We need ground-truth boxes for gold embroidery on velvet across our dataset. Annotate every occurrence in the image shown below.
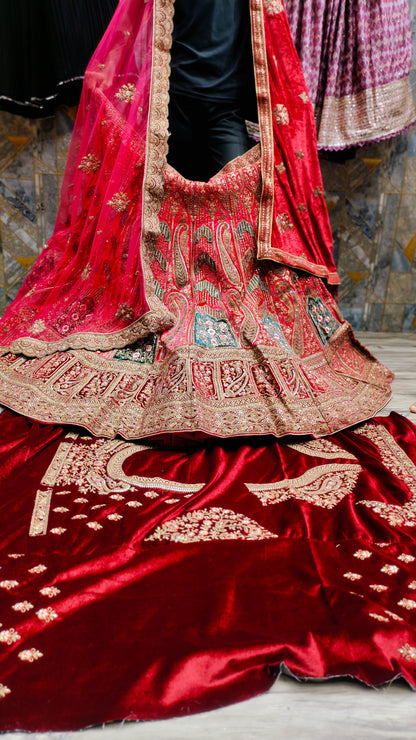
[29,489,53,537]
[273,104,289,126]
[354,549,372,560]
[385,609,403,622]
[41,440,77,487]
[356,423,416,527]
[247,464,362,508]
[87,522,103,531]
[0,628,21,645]
[107,192,131,213]
[399,644,416,661]
[299,92,309,104]
[115,83,136,103]
[53,507,69,513]
[263,0,284,14]
[0,580,19,590]
[398,554,415,563]
[369,585,388,593]
[146,507,278,543]
[0,684,11,699]
[380,564,399,575]
[107,513,123,521]
[18,649,43,662]
[286,438,358,460]
[343,572,362,581]
[36,607,58,623]
[398,599,416,610]
[12,602,34,612]
[8,554,25,559]
[106,444,205,493]
[370,613,389,623]
[312,187,323,197]
[28,564,47,574]
[78,154,101,173]
[40,587,60,598]
[276,213,294,233]
[50,528,66,534]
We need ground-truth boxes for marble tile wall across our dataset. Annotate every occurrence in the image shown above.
[0,5,416,331]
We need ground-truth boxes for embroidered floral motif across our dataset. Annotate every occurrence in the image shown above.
[115,83,136,104]
[276,162,286,174]
[380,564,399,575]
[385,609,403,622]
[307,296,339,345]
[247,464,362,509]
[107,192,131,213]
[276,213,294,233]
[8,554,25,559]
[354,550,372,560]
[165,499,180,504]
[81,265,92,281]
[286,439,357,460]
[0,628,21,645]
[147,507,278,543]
[28,564,47,574]
[295,150,305,160]
[12,602,34,612]
[107,514,123,521]
[297,203,307,213]
[144,491,159,499]
[344,572,362,581]
[398,598,416,610]
[74,498,88,503]
[18,648,43,662]
[263,0,284,15]
[398,554,415,563]
[40,587,60,598]
[29,319,46,335]
[369,613,389,622]
[115,303,134,322]
[369,585,388,592]
[50,528,66,535]
[313,187,323,197]
[127,501,142,508]
[0,684,11,699]
[299,92,309,104]
[53,507,69,513]
[408,581,416,590]
[87,522,103,531]
[36,607,58,623]
[78,154,101,173]
[399,644,416,661]
[273,104,289,126]
[110,494,125,501]
[0,580,19,590]
[72,514,88,520]
[195,313,237,348]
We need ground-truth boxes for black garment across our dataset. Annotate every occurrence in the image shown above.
[168,93,251,181]
[170,0,254,103]
[0,0,119,117]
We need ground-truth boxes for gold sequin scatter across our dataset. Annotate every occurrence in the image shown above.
[127,501,142,508]
[144,491,159,499]
[263,0,284,14]
[0,581,19,590]
[115,83,136,103]
[354,550,372,560]
[12,602,34,613]
[343,572,362,581]
[107,192,131,213]
[369,613,389,623]
[28,564,47,574]
[50,528,66,535]
[29,320,46,335]
[381,564,399,575]
[0,684,11,699]
[40,587,60,598]
[0,628,21,645]
[273,104,289,126]
[115,303,134,322]
[36,607,58,623]
[147,507,278,543]
[18,648,43,663]
[409,581,416,590]
[78,154,101,173]
[276,213,294,234]
[399,644,416,661]
[87,522,103,531]
[107,514,123,521]
[398,554,415,563]
[398,598,416,610]
[369,585,388,593]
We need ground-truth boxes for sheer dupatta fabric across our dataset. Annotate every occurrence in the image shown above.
[0,0,339,360]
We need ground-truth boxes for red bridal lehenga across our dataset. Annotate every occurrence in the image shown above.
[1,0,416,732]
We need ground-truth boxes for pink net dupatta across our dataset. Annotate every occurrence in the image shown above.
[0,0,339,360]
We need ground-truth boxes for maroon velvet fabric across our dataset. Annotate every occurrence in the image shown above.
[1,410,416,730]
